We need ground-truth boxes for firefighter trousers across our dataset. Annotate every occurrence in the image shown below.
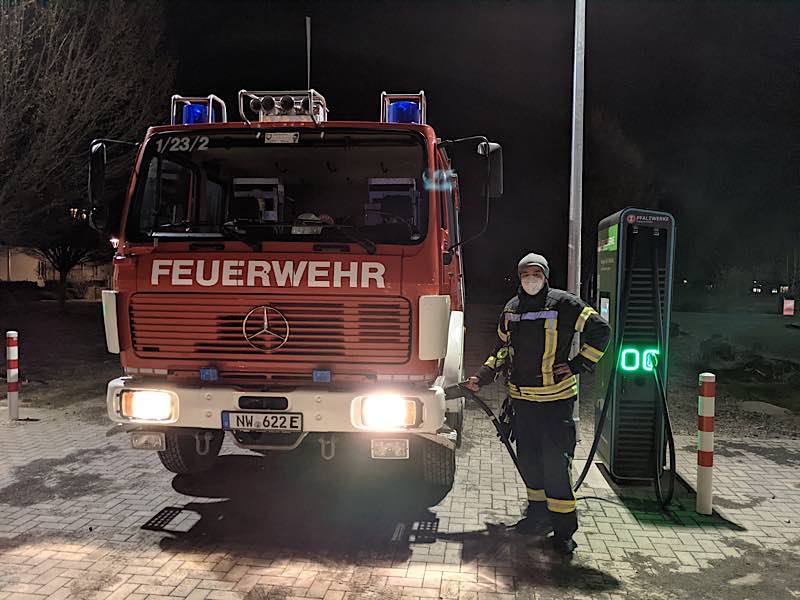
[512,396,578,539]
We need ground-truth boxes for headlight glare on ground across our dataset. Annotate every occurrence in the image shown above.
[361,395,417,428]
[120,390,175,421]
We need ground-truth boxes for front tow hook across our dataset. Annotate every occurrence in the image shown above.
[318,434,337,460]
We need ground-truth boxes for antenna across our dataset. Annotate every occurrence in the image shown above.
[305,16,311,89]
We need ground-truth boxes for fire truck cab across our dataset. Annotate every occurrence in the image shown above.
[89,89,502,487]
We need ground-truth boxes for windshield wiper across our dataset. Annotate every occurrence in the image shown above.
[321,224,376,255]
[150,222,227,239]
[154,220,191,231]
[221,220,261,251]
[222,220,377,254]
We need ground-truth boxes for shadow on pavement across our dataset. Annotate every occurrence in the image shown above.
[158,449,448,562]
[594,465,746,531]
[436,524,622,594]
[152,450,621,595]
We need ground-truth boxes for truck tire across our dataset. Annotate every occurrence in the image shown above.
[158,430,224,474]
[421,441,456,488]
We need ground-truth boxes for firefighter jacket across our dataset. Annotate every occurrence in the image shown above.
[475,283,611,402]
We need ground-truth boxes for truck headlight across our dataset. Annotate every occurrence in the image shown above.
[119,390,176,421]
[362,395,418,428]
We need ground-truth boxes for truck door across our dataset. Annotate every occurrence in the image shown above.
[438,157,463,311]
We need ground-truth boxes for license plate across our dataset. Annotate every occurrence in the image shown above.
[222,411,303,432]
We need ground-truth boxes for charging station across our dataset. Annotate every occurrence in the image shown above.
[595,208,676,483]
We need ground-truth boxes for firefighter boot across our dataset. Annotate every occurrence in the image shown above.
[550,536,578,556]
[514,502,553,536]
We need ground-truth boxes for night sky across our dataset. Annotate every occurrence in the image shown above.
[165,1,798,292]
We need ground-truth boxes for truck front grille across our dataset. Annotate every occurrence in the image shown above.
[129,293,411,364]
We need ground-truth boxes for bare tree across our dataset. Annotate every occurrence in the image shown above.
[0,0,174,303]
[25,210,114,308]
[582,108,660,299]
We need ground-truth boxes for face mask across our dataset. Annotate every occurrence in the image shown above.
[521,276,544,296]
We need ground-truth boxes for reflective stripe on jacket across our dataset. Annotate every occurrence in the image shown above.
[476,284,611,402]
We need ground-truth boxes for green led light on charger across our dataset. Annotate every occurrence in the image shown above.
[621,349,638,371]
[620,348,659,372]
[643,349,659,370]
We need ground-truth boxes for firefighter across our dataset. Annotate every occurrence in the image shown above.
[466,252,611,555]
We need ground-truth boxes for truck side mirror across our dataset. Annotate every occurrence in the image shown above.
[477,142,503,199]
[88,140,122,235]
[436,136,502,252]
[89,141,107,207]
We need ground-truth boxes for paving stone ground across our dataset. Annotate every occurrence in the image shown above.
[1,307,799,599]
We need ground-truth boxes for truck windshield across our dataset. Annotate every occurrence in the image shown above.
[126,130,429,246]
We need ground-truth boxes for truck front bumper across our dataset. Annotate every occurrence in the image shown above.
[106,377,451,440]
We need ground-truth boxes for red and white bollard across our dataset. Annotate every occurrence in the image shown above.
[6,331,20,420]
[697,372,716,515]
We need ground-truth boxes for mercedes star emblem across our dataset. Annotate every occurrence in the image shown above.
[242,305,290,352]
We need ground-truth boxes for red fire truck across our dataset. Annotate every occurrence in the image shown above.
[89,89,502,487]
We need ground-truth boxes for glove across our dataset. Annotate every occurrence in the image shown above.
[464,376,481,392]
[553,362,574,381]
[566,355,594,375]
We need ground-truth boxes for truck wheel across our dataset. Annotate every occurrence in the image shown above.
[421,441,456,488]
[158,430,224,474]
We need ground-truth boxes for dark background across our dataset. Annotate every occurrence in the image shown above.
[165,0,798,293]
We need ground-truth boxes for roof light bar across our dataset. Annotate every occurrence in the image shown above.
[238,89,328,124]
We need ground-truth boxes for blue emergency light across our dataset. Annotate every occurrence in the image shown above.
[182,103,215,124]
[387,100,421,124]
